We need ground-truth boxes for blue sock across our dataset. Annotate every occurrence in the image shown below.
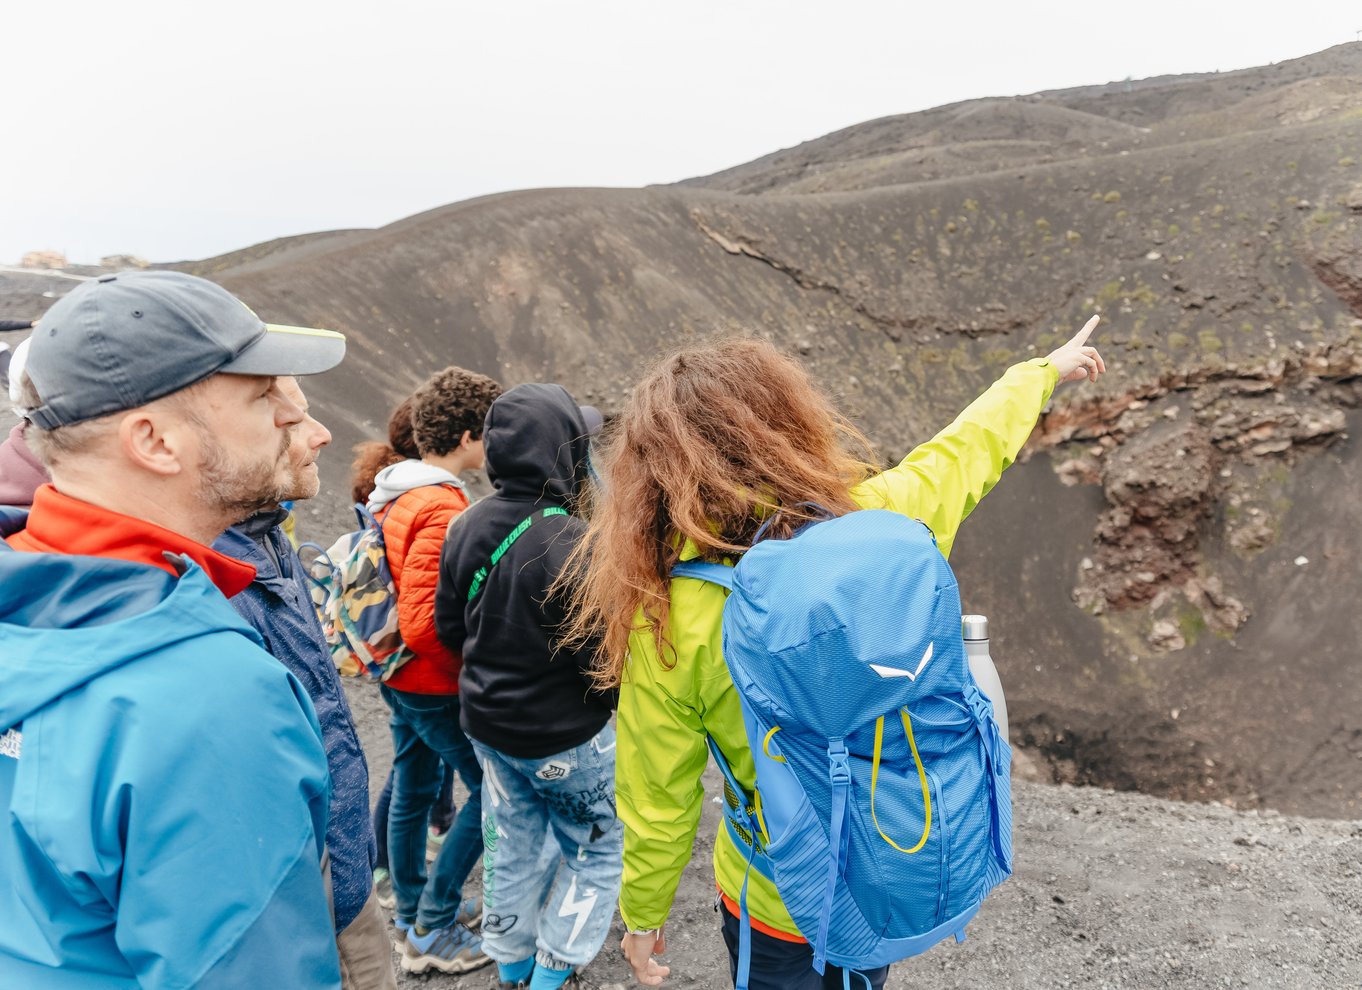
[498,957,535,985]
[528,962,574,990]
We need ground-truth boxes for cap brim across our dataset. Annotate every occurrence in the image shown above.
[219,323,347,377]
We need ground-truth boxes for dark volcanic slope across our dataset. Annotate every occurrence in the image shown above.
[169,228,374,279]
[682,44,1362,195]
[10,44,1358,818]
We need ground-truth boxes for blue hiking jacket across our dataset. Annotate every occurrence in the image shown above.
[0,508,342,989]
[215,511,377,932]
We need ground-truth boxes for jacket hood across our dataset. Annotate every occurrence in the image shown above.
[483,383,595,502]
[0,423,48,508]
[366,459,464,512]
[0,510,262,728]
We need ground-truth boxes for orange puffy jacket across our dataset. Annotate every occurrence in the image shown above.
[376,483,470,695]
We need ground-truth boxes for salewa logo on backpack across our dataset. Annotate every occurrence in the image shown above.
[869,642,933,680]
[673,509,1012,989]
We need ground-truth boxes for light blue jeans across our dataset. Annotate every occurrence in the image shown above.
[472,724,623,971]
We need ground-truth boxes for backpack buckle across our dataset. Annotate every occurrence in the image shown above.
[827,740,851,785]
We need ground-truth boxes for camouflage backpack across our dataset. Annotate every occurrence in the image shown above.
[302,503,411,680]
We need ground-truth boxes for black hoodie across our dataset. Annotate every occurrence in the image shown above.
[434,383,611,758]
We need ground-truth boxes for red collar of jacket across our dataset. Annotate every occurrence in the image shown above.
[6,483,256,597]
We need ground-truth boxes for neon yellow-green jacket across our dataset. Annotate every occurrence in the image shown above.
[615,358,1060,938]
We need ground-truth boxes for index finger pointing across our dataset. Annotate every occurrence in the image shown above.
[1071,315,1100,347]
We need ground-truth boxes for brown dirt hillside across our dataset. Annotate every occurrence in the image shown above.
[193,45,1362,819]
[4,45,1360,822]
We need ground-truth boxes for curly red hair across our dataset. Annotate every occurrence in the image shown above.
[349,395,420,503]
[561,337,877,688]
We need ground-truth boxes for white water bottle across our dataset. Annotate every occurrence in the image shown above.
[962,614,1008,741]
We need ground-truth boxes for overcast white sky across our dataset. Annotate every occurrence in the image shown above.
[5,0,1359,264]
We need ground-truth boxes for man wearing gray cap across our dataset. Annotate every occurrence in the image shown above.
[0,271,348,988]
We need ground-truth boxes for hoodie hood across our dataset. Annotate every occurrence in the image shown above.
[483,383,595,503]
[0,519,263,729]
[366,459,464,512]
[0,423,47,508]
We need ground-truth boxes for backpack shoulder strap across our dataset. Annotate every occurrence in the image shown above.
[671,559,735,590]
[297,503,377,590]
[705,736,756,825]
[355,501,383,531]
[466,506,569,603]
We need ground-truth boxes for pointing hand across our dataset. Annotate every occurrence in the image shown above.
[1046,315,1107,385]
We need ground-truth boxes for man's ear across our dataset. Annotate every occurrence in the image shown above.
[461,429,476,449]
[117,407,186,477]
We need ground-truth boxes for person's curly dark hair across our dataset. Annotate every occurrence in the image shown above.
[349,395,422,503]
[410,366,503,457]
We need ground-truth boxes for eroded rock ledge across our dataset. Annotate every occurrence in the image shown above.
[1029,332,1362,650]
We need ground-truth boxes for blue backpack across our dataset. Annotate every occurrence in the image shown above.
[672,509,1012,988]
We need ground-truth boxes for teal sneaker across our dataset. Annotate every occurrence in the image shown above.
[400,923,491,975]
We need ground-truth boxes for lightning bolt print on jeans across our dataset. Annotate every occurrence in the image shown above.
[472,724,623,971]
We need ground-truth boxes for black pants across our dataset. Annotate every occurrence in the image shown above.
[719,903,890,990]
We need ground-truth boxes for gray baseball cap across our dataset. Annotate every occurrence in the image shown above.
[23,270,347,430]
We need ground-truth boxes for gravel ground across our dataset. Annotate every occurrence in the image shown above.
[343,679,1362,990]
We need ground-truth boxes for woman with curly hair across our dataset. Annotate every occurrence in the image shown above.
[563,322,1105,990]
